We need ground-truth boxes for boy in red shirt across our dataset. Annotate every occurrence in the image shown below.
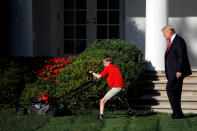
[89,56,125,120]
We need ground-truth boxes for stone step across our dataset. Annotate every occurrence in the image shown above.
[134,95,197,107]
[154,90,197,96]
[139,90,197,96]
[140,86,197,96]
[153,75,197,80]
[153,104,197,110]
[192,71,197,75]
[154,101,197,106]
[139,95,197,102]
[141,70,197,113]
[146,75,197,81]
[154,84,197,89]
[135,104,197,110]
[134,103,197,113]
[145,70,197,80]
[152,70,197,76]
[151,80,197,88]
[134,101,197,108]
[152,80,197,84]
[144,86,197,91]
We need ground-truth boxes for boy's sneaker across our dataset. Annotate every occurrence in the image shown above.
[127,108,136,118]
[98,114,104,120]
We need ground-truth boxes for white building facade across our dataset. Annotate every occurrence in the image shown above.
[10,0,197,70]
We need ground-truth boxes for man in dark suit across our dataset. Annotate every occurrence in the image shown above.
[162,25,192,119]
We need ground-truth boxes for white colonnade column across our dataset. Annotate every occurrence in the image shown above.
[10,0,33,56]
[145,0,169,70]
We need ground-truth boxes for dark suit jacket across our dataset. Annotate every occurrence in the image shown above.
[165,34,192,80]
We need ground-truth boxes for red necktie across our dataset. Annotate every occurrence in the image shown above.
[167,40,171,52]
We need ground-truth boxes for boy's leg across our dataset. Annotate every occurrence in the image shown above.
[99,88,122,116]
[100,96,108,115]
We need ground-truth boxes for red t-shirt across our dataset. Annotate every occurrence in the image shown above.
[100,64,125,89]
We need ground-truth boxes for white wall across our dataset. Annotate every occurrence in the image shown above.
[125,0,197,70]
[125,0,146,57]
[169,0,197,70]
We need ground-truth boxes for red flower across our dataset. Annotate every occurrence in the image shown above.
[39,71,44,76]
[55,74,58,78]
[34,56,75,83]
[47,75,51,79]
[54,69,59,74]
[45,66,49,71]
[32,70,37,74]
[58,58,63,63]
[60,68,64,71]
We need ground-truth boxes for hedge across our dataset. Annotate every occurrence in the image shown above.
[0,57,49,108]
[19,39,145,109]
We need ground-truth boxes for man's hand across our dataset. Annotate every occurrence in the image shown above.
[176,72,182,79]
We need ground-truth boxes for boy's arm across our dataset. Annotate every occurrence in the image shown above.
[92,72,102,79]
[89,71,102,79]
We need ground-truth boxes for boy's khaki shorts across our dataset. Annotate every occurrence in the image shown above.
[104,87,123,100]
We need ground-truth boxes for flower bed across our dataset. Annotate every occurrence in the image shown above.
[32,57,74,83]
[19,57,76,106]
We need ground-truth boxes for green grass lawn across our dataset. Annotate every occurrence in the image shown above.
[0,108,197,131]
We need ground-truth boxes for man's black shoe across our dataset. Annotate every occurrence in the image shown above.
[171,114,185,119]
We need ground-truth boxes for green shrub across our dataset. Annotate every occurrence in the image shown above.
[0,57,36,108]
[19,39,145,109]
[0,57,55,108]
[19,57,75,106]
[56,39,145,108]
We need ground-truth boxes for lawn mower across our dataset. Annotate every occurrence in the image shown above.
[16,72,99,117]
[16,71,136,118]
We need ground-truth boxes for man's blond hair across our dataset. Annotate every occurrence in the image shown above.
[162,25,176,34]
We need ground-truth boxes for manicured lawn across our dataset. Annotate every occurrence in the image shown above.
[0,108,49,131]
[0,108,197,131]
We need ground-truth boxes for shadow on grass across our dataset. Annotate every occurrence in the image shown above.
[184,114,197,118]
[136,111,158,117]
[104,110,158,119]
[0,108,50,131]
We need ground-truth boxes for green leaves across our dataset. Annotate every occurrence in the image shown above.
[19,39,145,109]
[55,39,145,109]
